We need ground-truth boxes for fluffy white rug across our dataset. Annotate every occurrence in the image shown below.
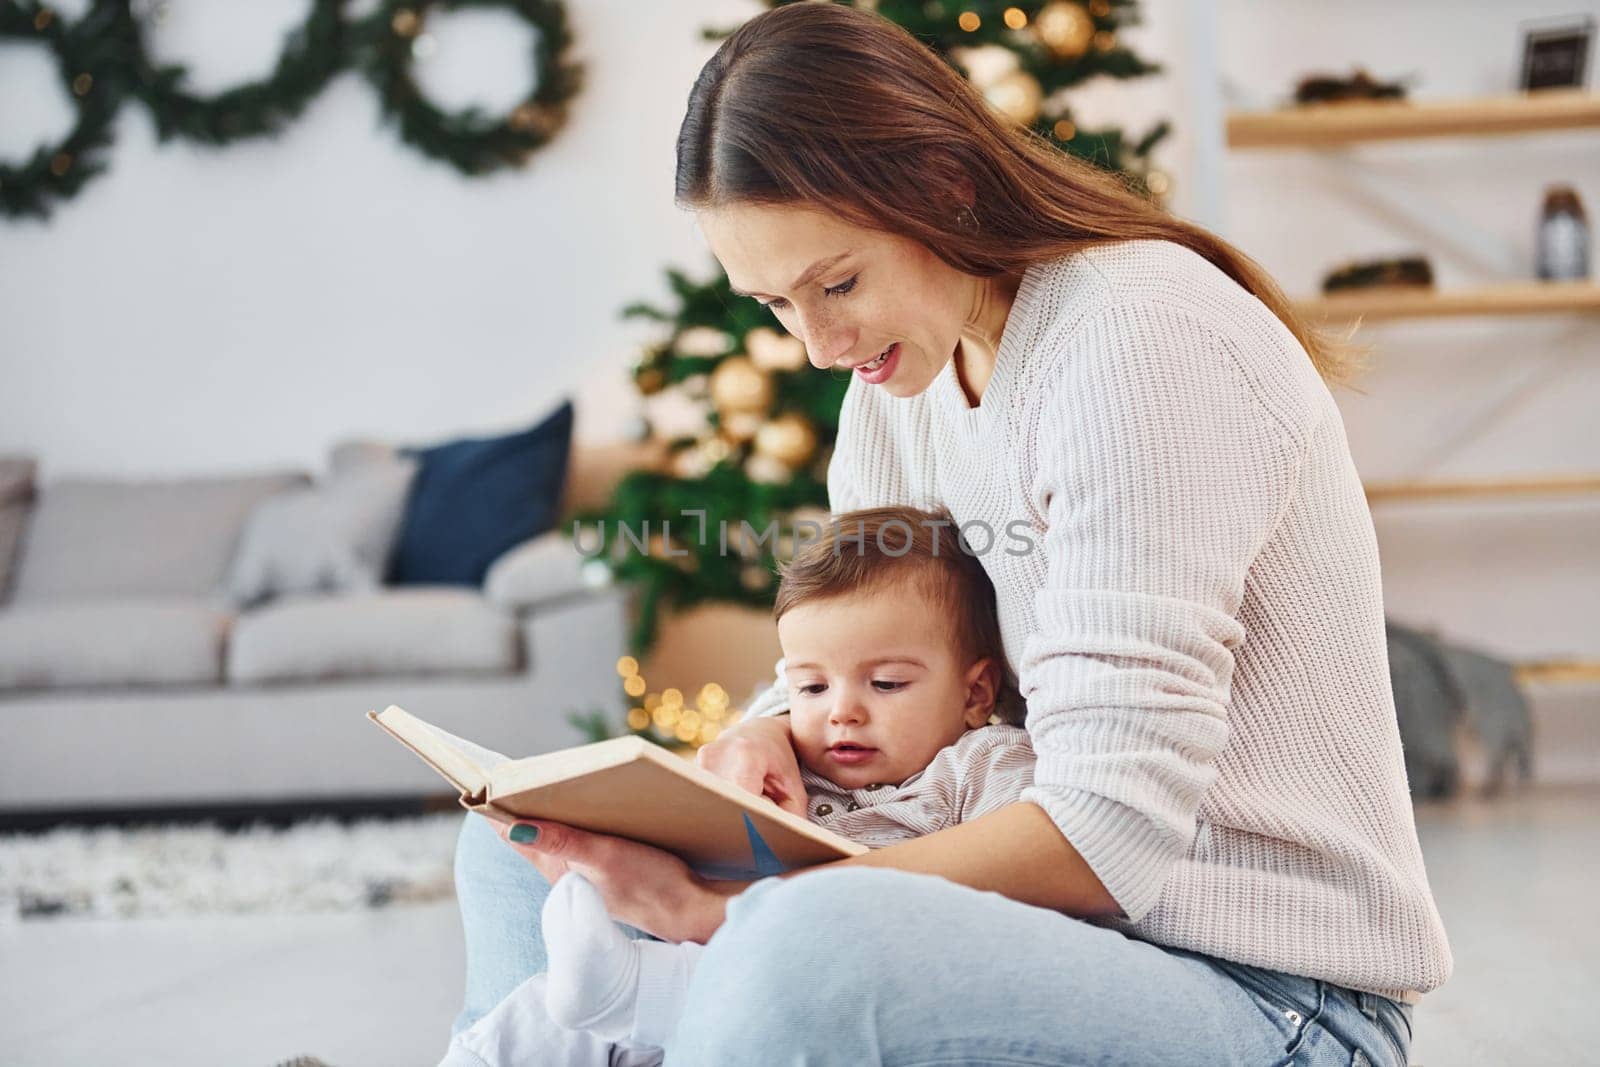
[0,813,464,921]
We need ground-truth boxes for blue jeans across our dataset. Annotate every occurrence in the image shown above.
[452,813,1413,1065]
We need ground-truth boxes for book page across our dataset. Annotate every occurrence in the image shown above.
[367,706,507,799]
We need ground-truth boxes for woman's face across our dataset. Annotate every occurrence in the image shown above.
[697,203,975,398]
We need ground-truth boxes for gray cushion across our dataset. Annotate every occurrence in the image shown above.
[484,529,590,610]
[328,438,401,475]
[10,471,308,604]
[224,456,417,607]
[0,599,230,690]
[227,588,519,684]
[0,456,36,604]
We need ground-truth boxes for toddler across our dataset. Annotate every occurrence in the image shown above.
[442,506,1036,1067]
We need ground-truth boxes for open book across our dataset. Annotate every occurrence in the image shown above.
[368,705,867,880]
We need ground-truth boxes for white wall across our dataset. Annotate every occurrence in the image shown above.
[3,0,1595,719]
[1,0,756,477]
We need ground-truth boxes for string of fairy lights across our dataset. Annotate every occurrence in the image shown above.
[615,656,738,751]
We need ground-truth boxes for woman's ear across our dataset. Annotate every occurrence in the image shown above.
[962,658,999,728]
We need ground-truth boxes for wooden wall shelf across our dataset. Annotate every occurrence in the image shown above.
[1228,90,1600,148]
[1515,660,1600,685]
[1295,281,1600,321]
[1364,475,1600,503]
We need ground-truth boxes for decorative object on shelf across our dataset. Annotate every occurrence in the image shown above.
[130,0,346,145]
[1321,255,1435,294]
[1387,620,1533,800]
[1293,67,1410,105]
[1536,185,1590,281]
[1519,14,1594,92]
[706,0,1172,198]
[361,0,583,175]
[0,0,137,219]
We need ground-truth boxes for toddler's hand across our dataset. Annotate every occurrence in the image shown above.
[696,714,809,820]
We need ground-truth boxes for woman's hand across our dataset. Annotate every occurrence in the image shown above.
[695,713,808,819]
[496,819,744,943]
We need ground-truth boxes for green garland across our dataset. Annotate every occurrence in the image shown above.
[0,0,135,219]
[131,0,347,145]
[362,0,583,176]
[1,0,582,220]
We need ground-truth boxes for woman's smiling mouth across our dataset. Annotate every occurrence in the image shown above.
[855,342,900,384]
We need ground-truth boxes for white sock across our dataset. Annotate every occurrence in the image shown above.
[542,873,705,1049]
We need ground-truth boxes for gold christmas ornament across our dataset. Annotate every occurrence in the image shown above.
[709,357,773,414]
[670,445,713,479]
[1146,170,1171,198]
[71,73,93,97]
[1003,7,1028,30]
[958,11,981,32]
[745,453,793,485]
[391,8,420,37]
[720,410,765,444]
[745,327,808,372]
[634,367,665,396]
[1034,1,1094,59]
[753,413,818,469]
[740,563,774,592]
[984,70,1043,126]
[675,326,731,358]
[1093,30,1116,52]
[951,44,1019,90]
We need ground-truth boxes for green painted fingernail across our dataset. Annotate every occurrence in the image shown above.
[509,824,540,844]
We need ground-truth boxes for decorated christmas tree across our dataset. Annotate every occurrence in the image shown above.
[577,0,1171,748]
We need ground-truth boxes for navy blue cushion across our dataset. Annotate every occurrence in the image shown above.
[388,401,574,586]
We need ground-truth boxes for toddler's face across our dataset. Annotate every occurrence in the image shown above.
[779,585,995,790]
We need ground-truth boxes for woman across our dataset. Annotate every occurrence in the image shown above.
[450,5,1451,1064]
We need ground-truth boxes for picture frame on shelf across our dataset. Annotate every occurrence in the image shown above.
[1518,15,1593,91]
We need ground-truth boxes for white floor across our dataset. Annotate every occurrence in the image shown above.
[3,785,1597,1066]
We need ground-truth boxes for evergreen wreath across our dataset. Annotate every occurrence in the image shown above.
[130,0,348,145]
[0,0,135,219]
[361,0,582,176]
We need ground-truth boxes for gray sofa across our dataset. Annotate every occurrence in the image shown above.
[0,449,637,813]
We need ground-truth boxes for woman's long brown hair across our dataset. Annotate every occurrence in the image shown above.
[675,2,1363,385]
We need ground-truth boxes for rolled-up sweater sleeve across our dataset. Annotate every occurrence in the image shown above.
[1017,302,1305,923]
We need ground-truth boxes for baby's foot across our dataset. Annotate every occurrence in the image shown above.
[543,873,704,1049]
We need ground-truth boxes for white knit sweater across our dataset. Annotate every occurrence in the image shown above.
[744,239,1453,1004]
